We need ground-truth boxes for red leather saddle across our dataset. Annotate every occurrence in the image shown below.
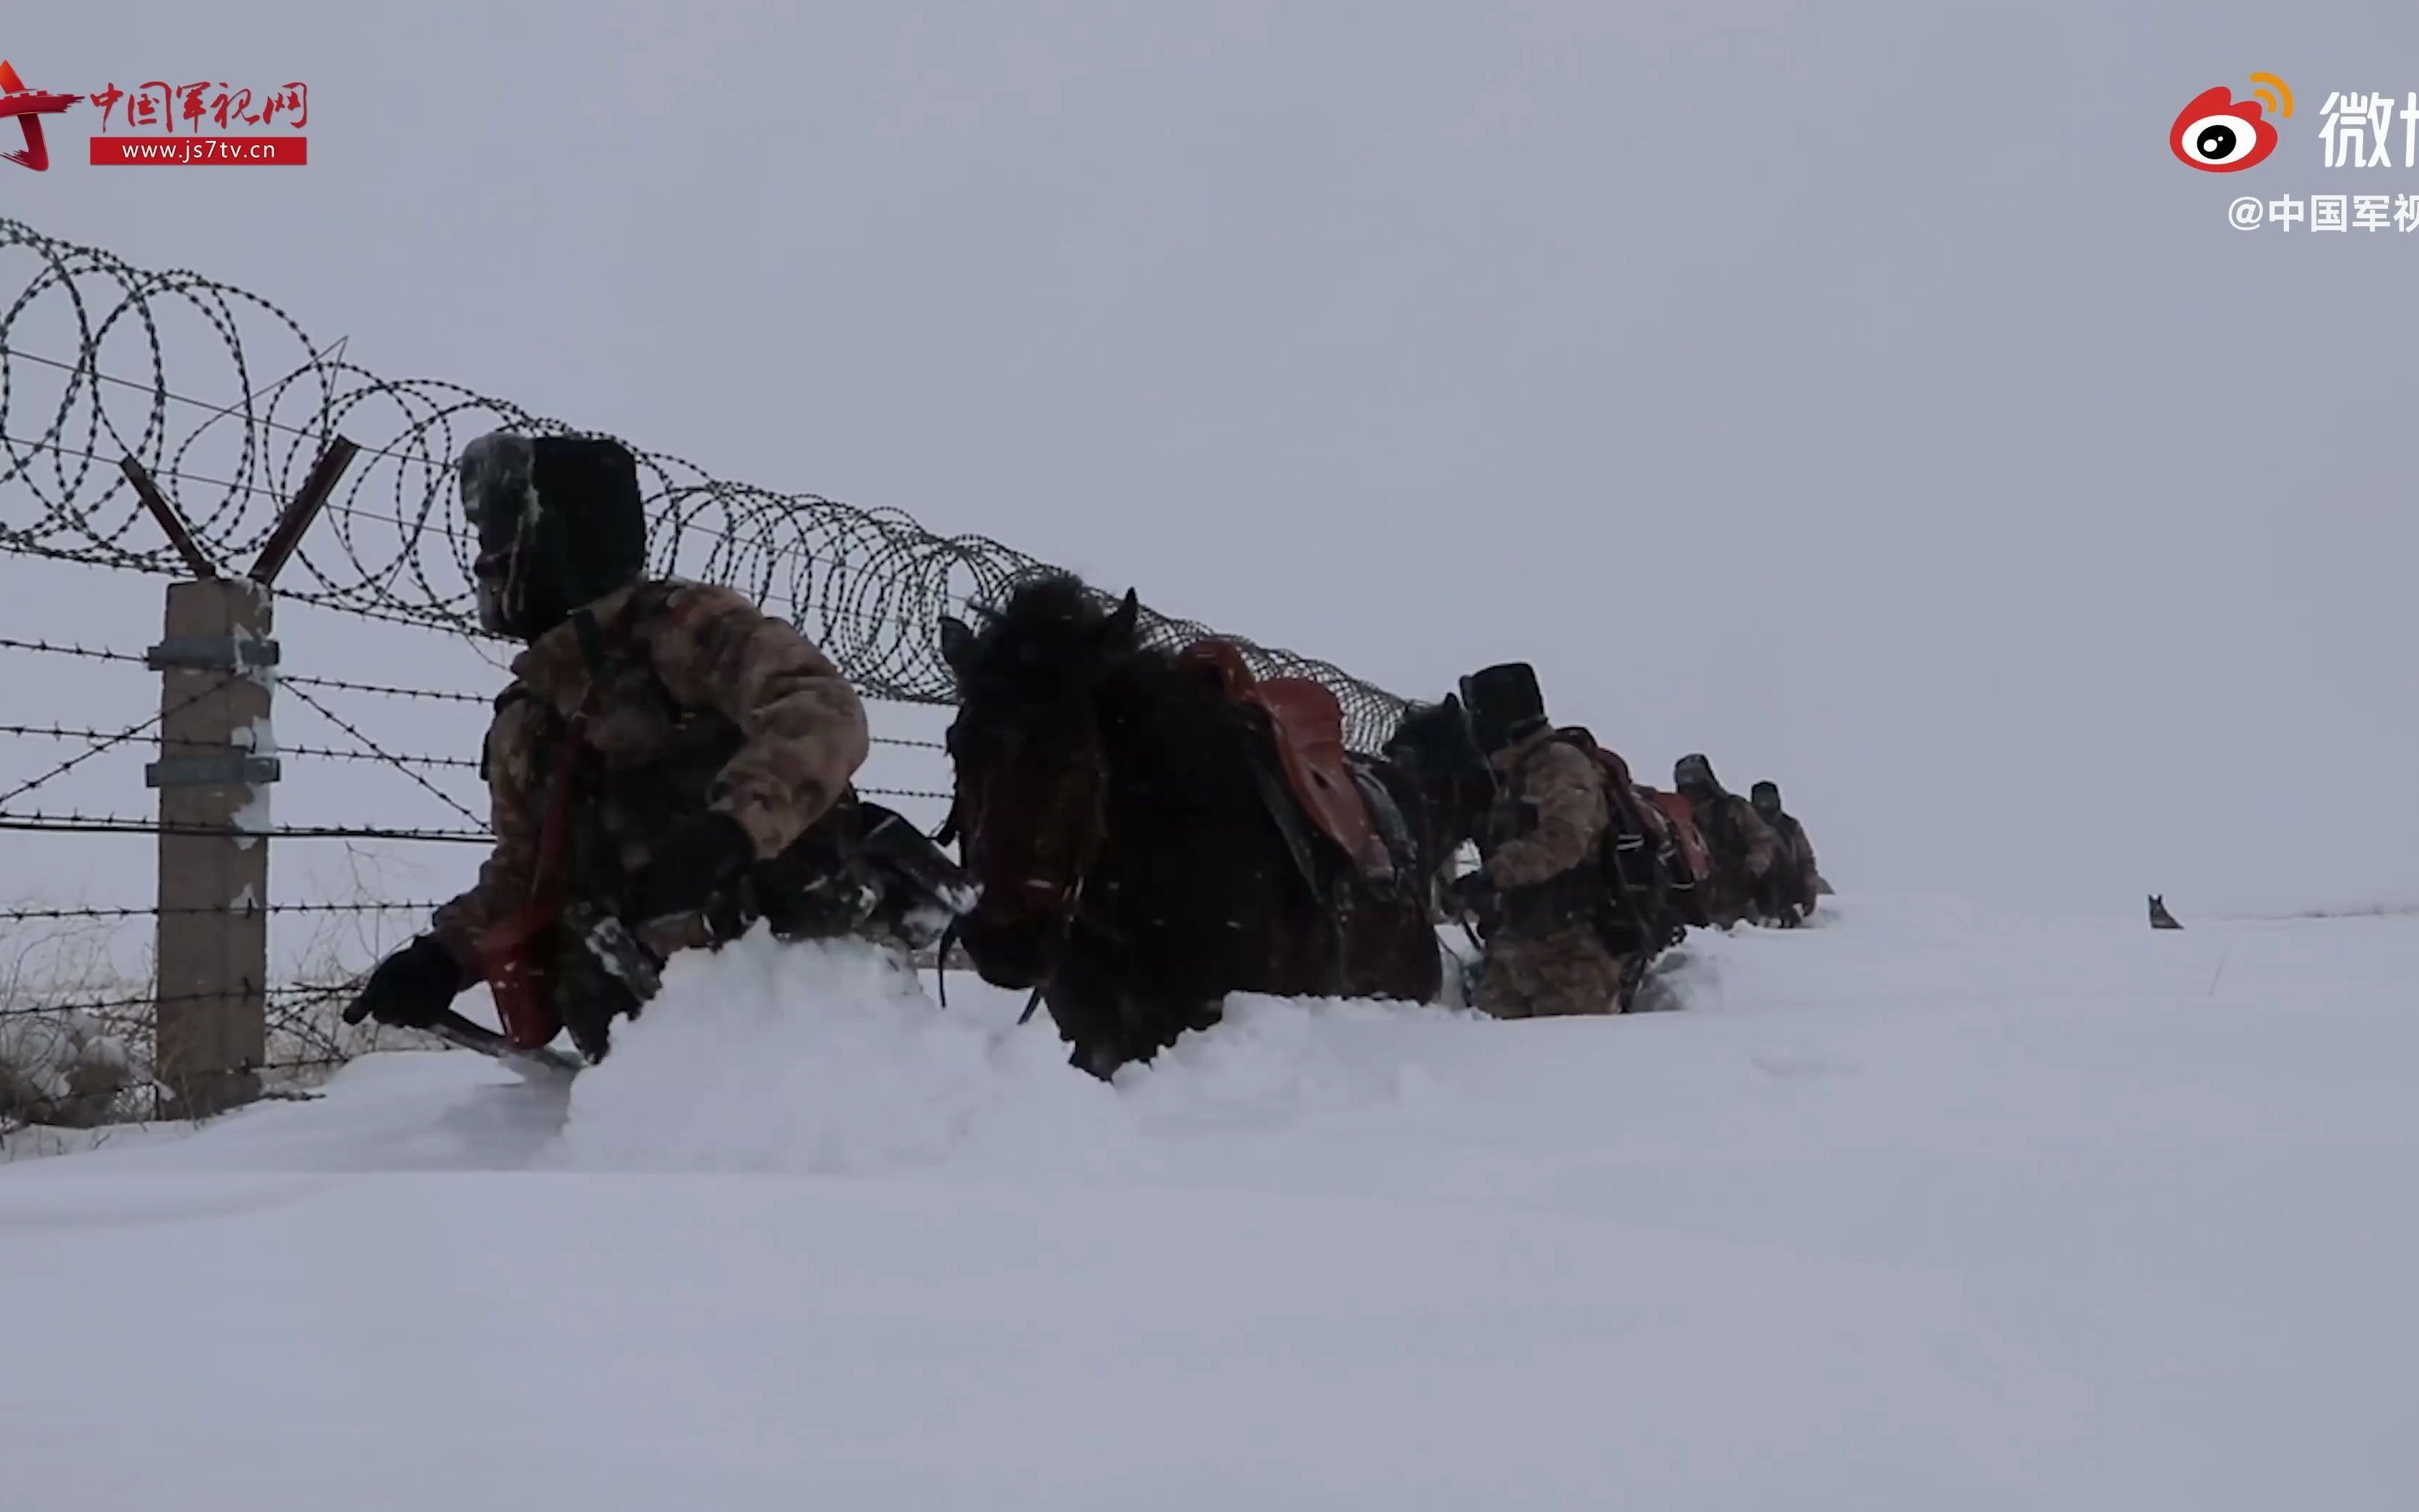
[1179,640,1389,877]
[1568,733,1655,842]
[1638,786,1712,883]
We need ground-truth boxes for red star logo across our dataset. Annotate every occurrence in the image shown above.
[0,60,80,172]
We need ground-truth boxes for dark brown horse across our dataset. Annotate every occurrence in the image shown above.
[1379,694,1498,907]
[938,575,1445,1078]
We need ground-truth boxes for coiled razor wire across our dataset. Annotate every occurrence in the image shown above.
[0,218,1409,750]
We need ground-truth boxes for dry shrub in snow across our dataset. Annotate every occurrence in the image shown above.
[0,1011,135,1128]
[0,912,145,1130]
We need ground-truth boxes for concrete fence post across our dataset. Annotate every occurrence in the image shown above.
[129,436,353,1119]
[147,578,278,1118]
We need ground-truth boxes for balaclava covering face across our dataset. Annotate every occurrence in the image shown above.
[1675,752,1720,795]
[460,431,648,642]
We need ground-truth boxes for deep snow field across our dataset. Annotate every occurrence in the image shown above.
[6,895,2417,1509]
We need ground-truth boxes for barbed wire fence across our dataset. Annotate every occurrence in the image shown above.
[0,216,1408,1145]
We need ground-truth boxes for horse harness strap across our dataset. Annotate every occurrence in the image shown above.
[1244,743,1326,905]
[951,722,1114,1030]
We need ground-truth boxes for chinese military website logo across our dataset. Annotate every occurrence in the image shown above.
[0,60,80,172]
[0,54,307,172]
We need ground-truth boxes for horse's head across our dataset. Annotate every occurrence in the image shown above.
[938,575,1142,989]
[1384,693,1495,846]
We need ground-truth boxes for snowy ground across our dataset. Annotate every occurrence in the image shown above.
[6,896,2418,1509]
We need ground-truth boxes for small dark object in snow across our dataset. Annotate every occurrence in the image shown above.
[2148,894,2183,930]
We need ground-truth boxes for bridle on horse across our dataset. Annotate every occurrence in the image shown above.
[934,717,1111,1026]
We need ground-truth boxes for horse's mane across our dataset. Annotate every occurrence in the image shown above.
[955,572,1262,760]
[1387,698,1457,747]
[951,574,1119,694]
[971,573,1111,643]
[1386,698,1481,770]
[957,572,1179,690]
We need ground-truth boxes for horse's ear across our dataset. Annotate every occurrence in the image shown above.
[1442,692,1462,714]
[939,615,974,674]
[1100,587,1140,646]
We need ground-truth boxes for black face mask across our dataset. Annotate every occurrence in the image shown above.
[463,434,538,638]
[461,434,602,642]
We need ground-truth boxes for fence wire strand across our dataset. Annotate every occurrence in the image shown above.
[0,216,1407,748]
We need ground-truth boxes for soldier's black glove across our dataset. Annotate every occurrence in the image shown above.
[342,935,466,1029]
[629,811,758,925]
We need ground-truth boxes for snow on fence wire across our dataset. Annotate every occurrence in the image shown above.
[0,215,1404,1140]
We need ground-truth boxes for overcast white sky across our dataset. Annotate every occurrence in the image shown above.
[4,1,2415,933]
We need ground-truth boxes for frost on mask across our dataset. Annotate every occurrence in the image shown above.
[458,432,545,636]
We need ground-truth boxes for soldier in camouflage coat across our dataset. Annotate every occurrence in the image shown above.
[344,433,883,1060]
[425,576,873,960]
[1451,663,1626,1019]
[1751,780,1822,923]
[1674,753,1784,928]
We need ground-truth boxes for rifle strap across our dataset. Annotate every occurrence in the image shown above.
[482,607,608,1050]
[529,607,608,905]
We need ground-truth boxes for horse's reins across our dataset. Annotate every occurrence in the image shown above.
[936,742,1109,1027]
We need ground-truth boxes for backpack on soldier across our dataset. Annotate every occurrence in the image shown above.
[1541,726,1669,953]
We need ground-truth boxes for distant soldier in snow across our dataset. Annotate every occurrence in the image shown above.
[1673,753,1784,928]
[344,432,963,1063]
[1448,663,1625,1018]
[1751,780,1822,924]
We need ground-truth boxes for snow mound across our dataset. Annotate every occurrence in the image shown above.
[547,929,1499,1180]
[550,934,1122,1176]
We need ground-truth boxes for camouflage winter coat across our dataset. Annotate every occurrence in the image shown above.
[428,579,870,979]
[1768,810,1822,909]
[1478,727,1611,934]
[1685,788,1784,923]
